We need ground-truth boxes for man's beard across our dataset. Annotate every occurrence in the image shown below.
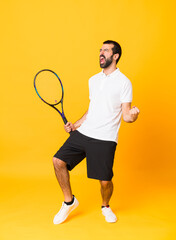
[100,54,113,68]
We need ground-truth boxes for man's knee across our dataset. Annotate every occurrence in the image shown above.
[100,180,112,189]
[53,157,67,169]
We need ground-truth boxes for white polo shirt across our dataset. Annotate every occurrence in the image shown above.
[77,68,132,143]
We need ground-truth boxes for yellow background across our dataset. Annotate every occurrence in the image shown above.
[0,0,176,239]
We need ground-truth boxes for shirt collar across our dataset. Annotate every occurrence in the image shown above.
[101,68,119,77]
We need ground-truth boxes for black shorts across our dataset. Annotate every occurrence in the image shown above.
[53,131,117,181]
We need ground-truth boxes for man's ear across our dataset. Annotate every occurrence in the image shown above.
[114,53,119,61]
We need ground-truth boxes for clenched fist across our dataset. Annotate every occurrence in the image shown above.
[129,106,140,122]
[64,122,76,133]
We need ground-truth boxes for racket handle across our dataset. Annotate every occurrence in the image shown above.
[62,116,72,135]
[62,116,68,125]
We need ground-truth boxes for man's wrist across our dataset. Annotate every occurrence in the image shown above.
[73,122,79,130]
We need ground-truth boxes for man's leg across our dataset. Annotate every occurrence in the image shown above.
[100,180,117,223]
[53,157,73,202]
[52,157,79,224]
[100,180,113,206]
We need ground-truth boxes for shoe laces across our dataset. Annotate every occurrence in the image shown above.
[103,207,114,216]
[57,202,68,215]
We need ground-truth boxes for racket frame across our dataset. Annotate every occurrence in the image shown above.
[34,69,68,124]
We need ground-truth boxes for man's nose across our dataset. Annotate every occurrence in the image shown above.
[100,51,104,56]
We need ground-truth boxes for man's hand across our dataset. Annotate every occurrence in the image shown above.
[122,102,140,123]
[64,122,76,133]
[129,106,140,122]
[64,111,88,133]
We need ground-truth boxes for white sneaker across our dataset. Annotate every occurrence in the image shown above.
[53,197,79,224]
[102,206,117,223]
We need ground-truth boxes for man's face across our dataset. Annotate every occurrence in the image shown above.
[99,44,114,68]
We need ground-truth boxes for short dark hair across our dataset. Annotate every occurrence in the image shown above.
[103,40,122,64]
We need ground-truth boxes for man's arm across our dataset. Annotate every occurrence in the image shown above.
[64,111,88,133]
[122,102,140,123]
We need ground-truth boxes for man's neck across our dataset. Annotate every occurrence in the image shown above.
[102,65,117,76]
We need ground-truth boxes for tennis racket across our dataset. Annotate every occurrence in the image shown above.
[34,69,69,127]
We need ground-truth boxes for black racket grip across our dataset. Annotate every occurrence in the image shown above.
[62,116,68,125]
[62,116,72,135]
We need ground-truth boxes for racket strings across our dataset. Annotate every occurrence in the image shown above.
[35,71,63,105]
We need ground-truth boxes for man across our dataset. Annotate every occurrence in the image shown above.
[52,40,140,224]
